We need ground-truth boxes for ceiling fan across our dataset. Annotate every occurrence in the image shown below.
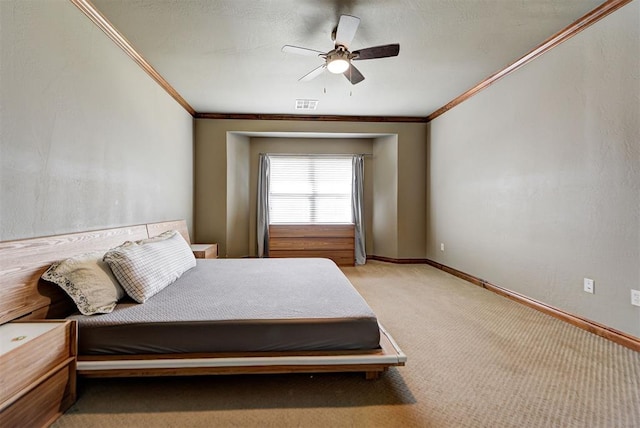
[282,15,400,85]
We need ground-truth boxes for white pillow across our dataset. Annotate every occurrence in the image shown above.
[103,230,196,303]
[41,251,125,315]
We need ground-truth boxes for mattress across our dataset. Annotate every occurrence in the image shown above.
[67,258,380,355]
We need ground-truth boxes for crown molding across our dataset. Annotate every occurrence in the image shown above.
[71,0,631,123]
[70,0,196,116]
[426,0,633,122]
[195,113,428,123]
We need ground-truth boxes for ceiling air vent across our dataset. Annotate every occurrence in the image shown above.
[295,99,318,111]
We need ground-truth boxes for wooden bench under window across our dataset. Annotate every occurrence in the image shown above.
[268,224,355,266]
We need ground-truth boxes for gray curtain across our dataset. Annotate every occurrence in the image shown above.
[257,154,270,257]
[352,155,366,265]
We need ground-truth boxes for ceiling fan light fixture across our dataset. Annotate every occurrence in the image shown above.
[327,57,349,74]
[326,49,350,74]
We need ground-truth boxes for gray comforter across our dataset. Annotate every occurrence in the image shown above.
[68,258,380,354]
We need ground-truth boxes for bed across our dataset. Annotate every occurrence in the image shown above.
[0,220,405,380]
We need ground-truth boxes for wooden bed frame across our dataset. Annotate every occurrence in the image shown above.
[0,220,406,380]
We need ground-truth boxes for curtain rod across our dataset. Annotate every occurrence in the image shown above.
[261,153,373,157]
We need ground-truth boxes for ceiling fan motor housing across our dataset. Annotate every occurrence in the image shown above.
[327,47,349,62]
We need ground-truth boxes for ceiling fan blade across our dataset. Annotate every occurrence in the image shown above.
[343,63,365,85]
[299,64,326,82]
[282,45,325,57]
[352,44,400,60]
[335,15,360,48]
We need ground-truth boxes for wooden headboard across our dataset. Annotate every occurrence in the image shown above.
[146,220,191,244]
[0,220,190,324]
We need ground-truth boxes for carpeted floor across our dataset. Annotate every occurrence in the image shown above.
[54,261,640,428]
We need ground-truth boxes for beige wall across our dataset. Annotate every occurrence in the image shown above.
[428,2,639,337]
[194,120,427,259]
[0,0,194,241]
[373,136,398,257]
[226,134,250,256]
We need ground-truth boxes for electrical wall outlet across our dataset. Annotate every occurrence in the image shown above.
[583,278,595,294]
[631,289,640,307]
[440,243,445,252]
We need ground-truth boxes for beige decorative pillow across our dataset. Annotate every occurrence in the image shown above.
[41,251,125,315]
[103,230,196,303]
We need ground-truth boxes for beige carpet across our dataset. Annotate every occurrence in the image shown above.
[54,261,640,428]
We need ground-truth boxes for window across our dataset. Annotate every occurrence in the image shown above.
[268,155,353,224]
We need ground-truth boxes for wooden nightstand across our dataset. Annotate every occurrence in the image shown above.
[0,320,77,428]
[191,243,218,259]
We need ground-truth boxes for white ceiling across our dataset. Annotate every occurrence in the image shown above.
[91,0,603,117]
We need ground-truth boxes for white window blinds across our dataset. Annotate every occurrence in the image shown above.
[268,155,353,224]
